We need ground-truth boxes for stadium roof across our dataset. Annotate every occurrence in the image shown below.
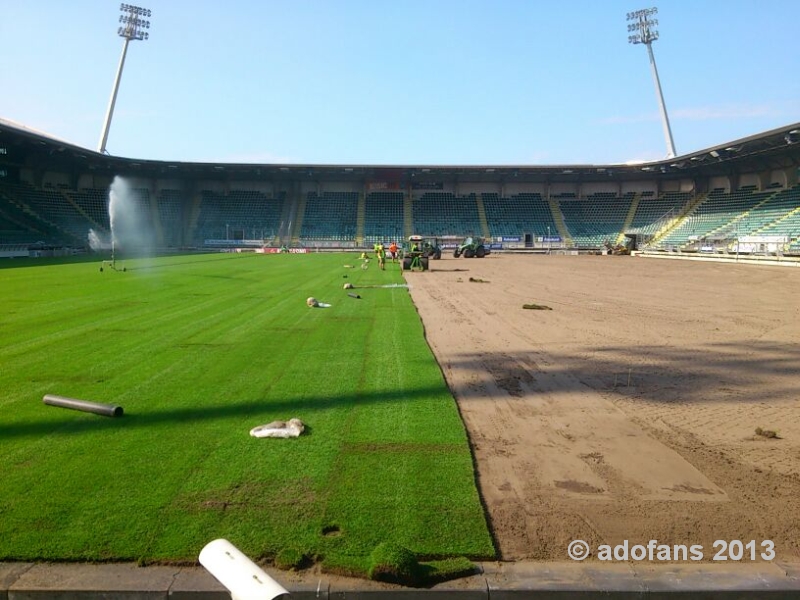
[1,117,799,184]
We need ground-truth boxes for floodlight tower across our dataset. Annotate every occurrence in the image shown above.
[98,3,152,155]
[627,7,676,159]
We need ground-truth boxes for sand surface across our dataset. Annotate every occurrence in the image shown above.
[405,253,800,562]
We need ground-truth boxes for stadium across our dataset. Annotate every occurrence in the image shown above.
[1,118,800,259]
[2,3,800,599]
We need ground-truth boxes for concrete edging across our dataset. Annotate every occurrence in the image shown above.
[2,561,800,599]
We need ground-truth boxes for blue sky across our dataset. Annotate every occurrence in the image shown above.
[2,0,798,166]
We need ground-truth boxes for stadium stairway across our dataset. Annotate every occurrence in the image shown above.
[0,191,52,242]
[355,192,366,246]
[698,192,778,243]
[717,185,800,245]
[6,185,83,246]
[755,204,800,253]
[616,192,641,245]
[290,192,307,245]
[403,193,413,237]
[757,204,800,235]
[475,194,491,239]
[275,193,294,245]
[649,192,707,247]
[547,196,573,246]
[60,190,104,233]
[150,195,165,246]
[187,191,204,242]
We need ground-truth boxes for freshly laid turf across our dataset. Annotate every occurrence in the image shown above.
[0,252,494,571]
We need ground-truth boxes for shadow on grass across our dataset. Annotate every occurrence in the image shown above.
[6,339,798,440]
[0,385,449,439]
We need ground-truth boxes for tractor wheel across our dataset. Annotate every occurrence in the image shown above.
[421,257,429,271]
[464,248,475,258]
[476,246,486,258]
[433,249,442,260]
[402,257,412,271]
[453,250,461,258]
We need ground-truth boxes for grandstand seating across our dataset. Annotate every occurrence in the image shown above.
[64,188,110,229]
[21,184,87,241]
[482,192,558,239]
[0,212,39,244]
[558,192,634,247]
[736,185,800,239]
[300,192,358,241]
[0,182,87,244]
[751,185,800,252]
[0,193,53,244]
[628,191,691,239]
[1,178,797,253]
[412,192,482,237]
[656,187,778,248]
[157,189,185,246]
[363,191,404,244]
[194,190,285,243]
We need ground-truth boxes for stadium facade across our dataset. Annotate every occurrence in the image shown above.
[1,118,799,257]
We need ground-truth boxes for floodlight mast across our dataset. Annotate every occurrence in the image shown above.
[97,3,152,155]
[627,7,676,159]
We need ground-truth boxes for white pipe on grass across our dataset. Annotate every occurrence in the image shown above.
[199,539,289,600]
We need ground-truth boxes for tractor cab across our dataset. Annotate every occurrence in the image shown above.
[402,235,430,271]
[420,236,442,260]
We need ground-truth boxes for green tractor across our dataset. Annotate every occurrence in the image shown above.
[453,236,489,258]
[420,236,443,260]
[402,235,430,271]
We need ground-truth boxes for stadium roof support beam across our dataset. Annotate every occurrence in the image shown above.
[98,3,152,155]
[627,7,677,159]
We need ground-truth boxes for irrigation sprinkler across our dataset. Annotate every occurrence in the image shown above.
[99,177,138,272]
[43,394,124,418]
[199,539,289,600]
[100,240,127,272]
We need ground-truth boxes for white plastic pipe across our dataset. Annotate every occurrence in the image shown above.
[199,539,289,600]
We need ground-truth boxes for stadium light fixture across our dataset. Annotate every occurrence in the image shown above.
[627,6,677,159]
[98,3,153,154]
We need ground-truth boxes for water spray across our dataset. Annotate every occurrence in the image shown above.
[98,176,142,272]
[102,178,124,271]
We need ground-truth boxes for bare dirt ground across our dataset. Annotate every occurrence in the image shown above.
[405,254,800,563]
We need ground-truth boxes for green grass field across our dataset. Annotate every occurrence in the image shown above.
[0,252,494,573]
